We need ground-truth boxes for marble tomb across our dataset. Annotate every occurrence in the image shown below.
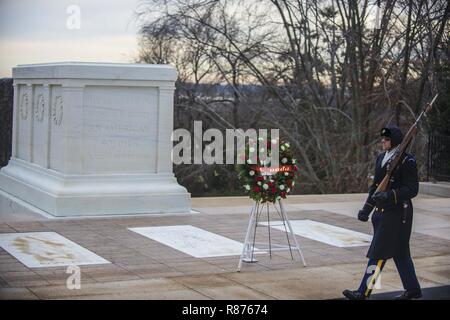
[0,62,190,216]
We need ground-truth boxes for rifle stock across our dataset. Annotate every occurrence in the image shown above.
[375,175,391,193]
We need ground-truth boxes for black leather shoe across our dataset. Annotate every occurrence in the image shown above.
[343,289,366,300]
[394,289,422,300]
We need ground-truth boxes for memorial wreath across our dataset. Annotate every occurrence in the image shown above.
[237,138,298,203]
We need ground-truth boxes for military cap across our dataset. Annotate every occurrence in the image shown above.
[380,125,403,147]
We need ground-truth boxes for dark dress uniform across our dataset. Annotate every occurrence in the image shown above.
[343,126,422,300]
[365,151,418,260]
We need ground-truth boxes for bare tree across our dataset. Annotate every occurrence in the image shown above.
[134,0,449,195]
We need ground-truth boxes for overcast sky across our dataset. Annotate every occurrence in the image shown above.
[0,0,146,77]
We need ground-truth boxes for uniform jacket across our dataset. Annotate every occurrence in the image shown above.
[364,152,419,260]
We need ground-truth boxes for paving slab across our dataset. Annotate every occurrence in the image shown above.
[0,194,449,299]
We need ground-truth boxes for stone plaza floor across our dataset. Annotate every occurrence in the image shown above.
[0,193,449,300]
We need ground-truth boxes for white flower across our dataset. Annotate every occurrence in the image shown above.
[249,170,255,176]
[285,142,290,148]
[276,196,281,200]
[287,188,291,193]
[281,146,285,151]
[281,158,288,164]
[292,158,296,164]
[257,181,262,186]
[279,185,285,190]
[244,184,251,191]
[271,139,278,145]
[260,147,265,153]
[292,181,295,186]
[247,159,252,164]
[249,147,255,153]
[284,172,289,176]
[258,137,264,141]
[262,183,269,190]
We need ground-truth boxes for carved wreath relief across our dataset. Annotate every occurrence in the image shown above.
[20,93,29,120]
[35,94,45,122]
[52,96,63,126]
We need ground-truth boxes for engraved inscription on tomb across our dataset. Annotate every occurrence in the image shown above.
[82,86,158,173]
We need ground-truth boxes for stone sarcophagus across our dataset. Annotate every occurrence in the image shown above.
[0,62,190,216]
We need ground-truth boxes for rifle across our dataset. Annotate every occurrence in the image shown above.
[374,93,439,194]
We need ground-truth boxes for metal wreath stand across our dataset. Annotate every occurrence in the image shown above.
[237,198,307,272]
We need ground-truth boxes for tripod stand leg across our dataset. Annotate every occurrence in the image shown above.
[279,200,307,267]
[237,201,258,272]
[273,201,294,260]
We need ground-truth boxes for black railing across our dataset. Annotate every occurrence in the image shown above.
[0,78,13,168]
[427,133,450,182]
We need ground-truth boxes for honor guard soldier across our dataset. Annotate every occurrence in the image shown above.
[343,125,422,300]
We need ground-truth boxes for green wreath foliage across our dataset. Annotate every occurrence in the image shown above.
[236,138,298,203]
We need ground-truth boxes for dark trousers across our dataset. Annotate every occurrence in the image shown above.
[358,256,421,298]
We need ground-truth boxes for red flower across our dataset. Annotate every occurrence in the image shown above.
[256,176,264,181]
[254,186,261,193]
[271,187,276,193]
[294,165,298,171]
